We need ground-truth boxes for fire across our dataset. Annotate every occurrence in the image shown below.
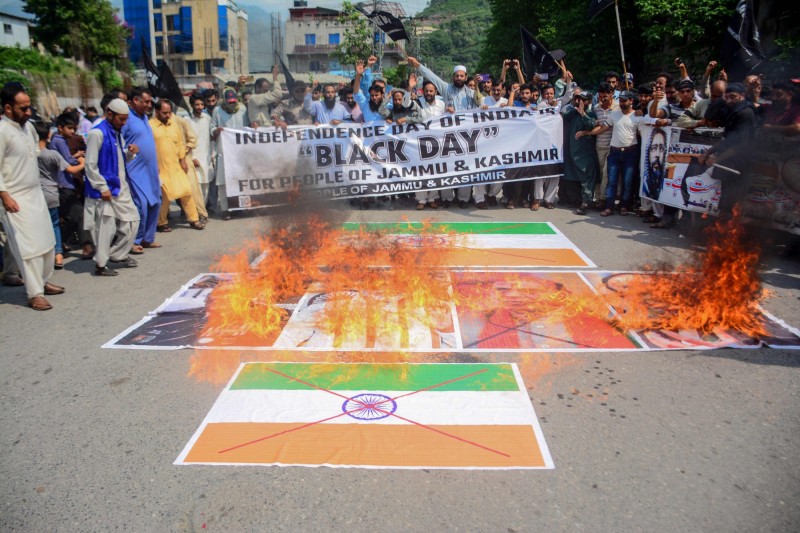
[189,215,461,382]
[603,207,766,336]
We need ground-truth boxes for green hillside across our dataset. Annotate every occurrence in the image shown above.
[414,0,491,78]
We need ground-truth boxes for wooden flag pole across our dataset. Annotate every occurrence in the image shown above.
[614,0,629,83]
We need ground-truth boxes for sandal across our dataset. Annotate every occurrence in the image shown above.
[642,215,660,224]
[142,241,162,249]
[130,244,144,255]
[29,295,52,311]
[157,225,172,233]
[189,221,205,230]
[650,221,671,229]
[600,209,614,217]
[620,208,629,216]
[543,202,555,209]
[54,254,64,270]
[530,202,540,211]
[505,201,515,209]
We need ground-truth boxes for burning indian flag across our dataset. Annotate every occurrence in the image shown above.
[176,362,553,469]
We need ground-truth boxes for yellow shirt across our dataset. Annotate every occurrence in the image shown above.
[149,117,189,200]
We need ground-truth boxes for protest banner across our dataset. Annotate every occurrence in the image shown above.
[219,108,564,210]
[639,125,722,215]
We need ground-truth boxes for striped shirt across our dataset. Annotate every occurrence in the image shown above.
[593,105,614,149]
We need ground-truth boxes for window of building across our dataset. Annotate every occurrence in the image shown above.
[309,61,320,71]
[304,34,316,45]
[166,14,179,31]
[329,60,341,70]
[179,6,193,54]
[153,0,161,8]
[187,60,197,75]
[218,6,228,51]
[3,23,12,35]
[328,33,340,45]
[155,36,164,55]
[153,14,162,32]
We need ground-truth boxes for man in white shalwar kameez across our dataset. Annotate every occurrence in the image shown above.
[83,99,140,277]
[0,83,62,310]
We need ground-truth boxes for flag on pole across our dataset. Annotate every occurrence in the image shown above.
[355,6,410,41]
[176,362,553,469]
[277,56,295,92]
[587,0,615,22]
[519,26,560,79]
[720,0,764,81]
[140,37,189,112]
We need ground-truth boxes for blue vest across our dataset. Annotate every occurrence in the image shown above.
[85,120,122,199]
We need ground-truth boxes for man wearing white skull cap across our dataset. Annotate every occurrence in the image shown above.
[83,98,140,276]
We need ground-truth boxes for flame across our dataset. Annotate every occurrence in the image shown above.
[603,207,766,336]
[190,215,462,383]
[189,205,768,385]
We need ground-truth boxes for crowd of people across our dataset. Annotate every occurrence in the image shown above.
[1,54,798,310]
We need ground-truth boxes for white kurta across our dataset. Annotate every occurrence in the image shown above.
[83,128,140,226]
[189,113,212,184]
[0,118,55,261]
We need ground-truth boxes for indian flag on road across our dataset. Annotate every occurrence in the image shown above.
[176,362,554,469]
[341,221,595,268]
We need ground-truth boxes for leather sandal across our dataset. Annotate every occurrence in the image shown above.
[130,244,144,255]
[157,225,172,233]
[29,295,52,311]
[142,241,162,248]
[189,221,206,230]
[600,209,614,216]
[44,282,65,295]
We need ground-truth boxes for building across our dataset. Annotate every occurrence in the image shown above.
[0,11,32,49]
[124,0,248,76]
[284,1,404,74]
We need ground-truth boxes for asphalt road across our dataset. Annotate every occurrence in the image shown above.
[2,199,799,532]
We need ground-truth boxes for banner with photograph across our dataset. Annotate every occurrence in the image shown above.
[220,109,564,210]
[639,125,722,215]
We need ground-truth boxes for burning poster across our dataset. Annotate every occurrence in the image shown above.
[580,271,800,350]
[175,362,553,469]
[452,271,640,351]
[219,109,564,210]
[640,126,722,215]
[106,271,800,352]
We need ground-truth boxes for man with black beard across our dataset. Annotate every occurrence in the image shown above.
[416,80,446,119]
[353,61,387,123]
[340,87,362,123]
[303,83,351,125]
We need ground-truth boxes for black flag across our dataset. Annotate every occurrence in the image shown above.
[141,37,189,112]
[519,26,560,79]
[587,0,615,22]
[278,56,295,92]
[355,6,409,41]
[720,0,764,81]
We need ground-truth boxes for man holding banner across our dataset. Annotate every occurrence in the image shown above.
[407,56,482,208]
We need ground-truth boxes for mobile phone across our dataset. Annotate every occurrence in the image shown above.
[479,74,491,82]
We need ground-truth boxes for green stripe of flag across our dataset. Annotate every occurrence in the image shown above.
[341,222,556,235]
[231,363,519,391]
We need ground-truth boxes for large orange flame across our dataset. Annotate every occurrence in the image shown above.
[603,207,766,336]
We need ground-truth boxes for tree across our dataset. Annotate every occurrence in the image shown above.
[331,1,373,69]
[24,0,128,66]
[480,0,737,86]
